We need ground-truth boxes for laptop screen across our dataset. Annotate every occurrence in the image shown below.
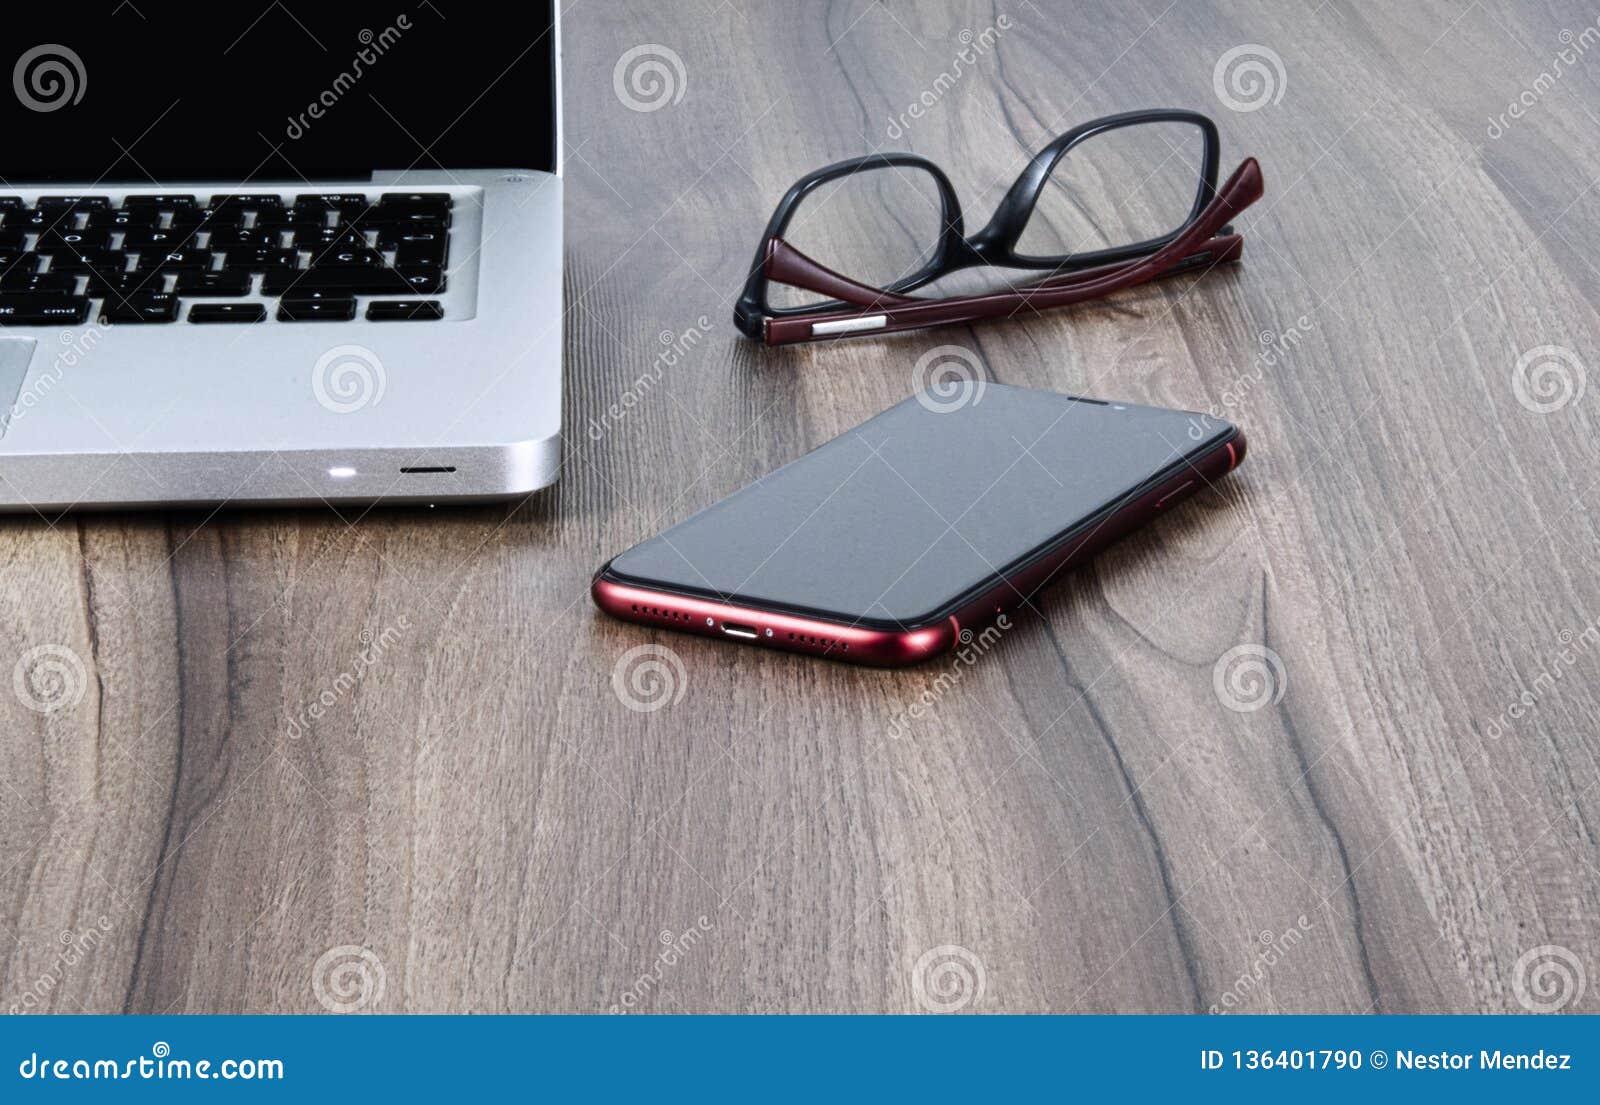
[0,2,557,182]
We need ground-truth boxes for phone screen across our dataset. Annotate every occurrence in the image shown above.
[607,385,1235,629]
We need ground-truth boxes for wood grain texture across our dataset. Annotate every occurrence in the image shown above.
[3,0,1599,1014]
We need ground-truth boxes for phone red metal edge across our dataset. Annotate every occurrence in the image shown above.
[592,429,1246,667]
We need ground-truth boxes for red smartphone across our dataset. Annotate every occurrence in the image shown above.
[593,384,1245,666]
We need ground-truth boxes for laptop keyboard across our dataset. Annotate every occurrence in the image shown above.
[0,192,451,325]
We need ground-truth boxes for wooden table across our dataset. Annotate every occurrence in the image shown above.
[4,0,1598,1014]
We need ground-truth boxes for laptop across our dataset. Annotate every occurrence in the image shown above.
[0,2,562,512]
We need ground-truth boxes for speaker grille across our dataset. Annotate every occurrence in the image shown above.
[788,632,847,651]
[631,603,692,622]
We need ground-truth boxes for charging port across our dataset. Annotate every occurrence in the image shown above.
[721,622,758,639]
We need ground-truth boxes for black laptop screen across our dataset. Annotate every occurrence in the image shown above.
[0,3,557,182]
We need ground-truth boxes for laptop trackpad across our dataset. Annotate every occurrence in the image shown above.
[0,338,38,441]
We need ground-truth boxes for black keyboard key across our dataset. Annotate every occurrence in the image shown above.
[6,209,58,232]
[393,267,446,294]
[379,192,452,213]
[85,208,162,229]
[45,250,128,274]
[310,247,386,268]
[0,295,89,325]
[0,197,23,211]
[295,226,370,250]
[167,207,244,229]
[208,194,284,214]
[220,247,300,272]
[132,249,214,271]
[87,271,161,298]
[0,230,25,252]
[357,208,450,230]
[37,228,114,253]
[1,253,42,276]
[296,193,371,212]
[244,208,309,230]
[123,194,196,208]
[375,226,448,251]
[206,228,284,250]
[367,299,442,321]
[189,303,266,323]
[122,228,197,251]
[277,296,355,321]
[36,195,111,212]
[175,270,252,296]
[393,242,447,268]
[101,292,178,323]
[0,272,78,294]
[263,266,431,296]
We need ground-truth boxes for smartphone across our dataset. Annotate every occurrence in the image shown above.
[593,384,1245,666]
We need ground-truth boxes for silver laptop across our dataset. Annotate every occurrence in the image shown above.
[0,3,562,512]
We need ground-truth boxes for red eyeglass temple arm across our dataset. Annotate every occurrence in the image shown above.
[762,157,1264,346]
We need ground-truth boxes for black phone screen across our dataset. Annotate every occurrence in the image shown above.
[607,385,1236,629]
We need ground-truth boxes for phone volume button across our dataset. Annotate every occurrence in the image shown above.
[1155,479,1196,509]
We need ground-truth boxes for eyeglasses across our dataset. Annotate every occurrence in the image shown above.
[734,109,1262,346]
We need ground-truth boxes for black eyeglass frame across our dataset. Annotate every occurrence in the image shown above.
[734,108,1223,341]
